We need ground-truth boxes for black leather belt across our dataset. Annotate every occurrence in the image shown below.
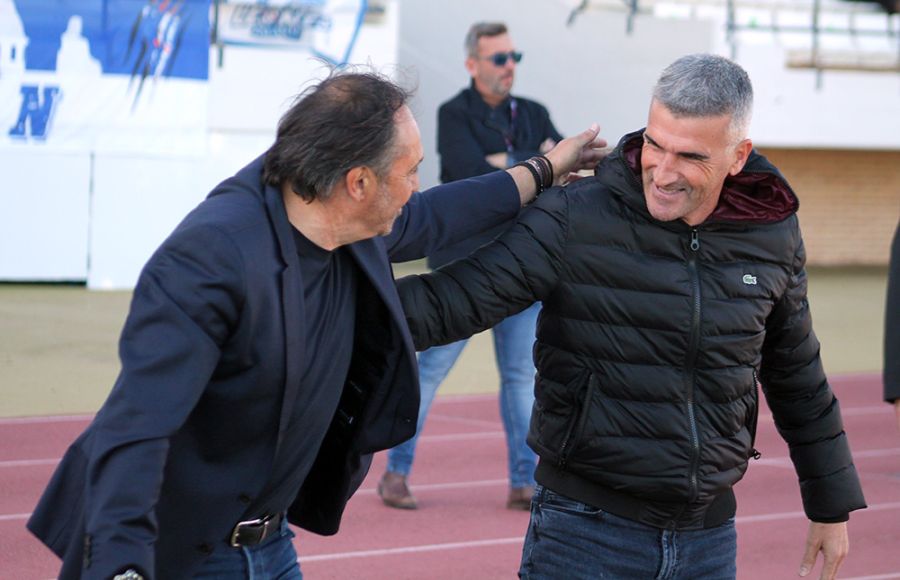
[229,513,283,548]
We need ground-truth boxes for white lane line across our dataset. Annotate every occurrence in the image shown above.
[0,432,508,469]
[0,458,60,468]
[419,430,503,441]
[0,397,500,427]
[758,405,892,422]
[357,478,508,496]
[0,479,511,521]
[428,413,501,428]
[299,536,523,563]
[295,501,900,563]
[1,404,889,426]
[753,447,900,469]
[0,414,93,426]
[431,394,498,404]
[839,406,896,417]
[736,501,900,524]
[1,404,889,431]
[5,500,900,532]
[852,448,900,459]
[3,444,896,472]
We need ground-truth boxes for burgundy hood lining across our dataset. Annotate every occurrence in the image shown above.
[621,133,798,224]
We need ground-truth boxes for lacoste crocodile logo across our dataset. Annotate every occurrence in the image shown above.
[743,274,758,285]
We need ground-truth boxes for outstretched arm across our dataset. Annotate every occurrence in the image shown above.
[398,188,571,350]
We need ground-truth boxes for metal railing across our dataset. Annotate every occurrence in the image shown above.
[565,0,899,85]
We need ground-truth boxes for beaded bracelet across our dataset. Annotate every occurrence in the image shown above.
[516,158,543,193]
[535,154,554,185]
[514,156,554,193]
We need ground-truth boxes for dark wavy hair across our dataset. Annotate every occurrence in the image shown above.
[263,70,412,202]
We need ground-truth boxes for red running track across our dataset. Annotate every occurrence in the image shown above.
[1,373,898,579]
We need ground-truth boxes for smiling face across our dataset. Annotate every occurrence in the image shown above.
[641,100,752,226]
[368,105,423,236]
[465,33,517,107]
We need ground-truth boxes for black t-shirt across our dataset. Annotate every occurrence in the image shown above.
[260,228,359,514]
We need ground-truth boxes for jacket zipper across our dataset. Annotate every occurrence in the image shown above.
[684,229,702,502]
[558,373,597,470]
[749,368,762,460]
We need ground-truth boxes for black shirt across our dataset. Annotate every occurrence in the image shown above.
[261,228,359,514]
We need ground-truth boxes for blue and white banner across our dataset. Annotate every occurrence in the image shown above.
[1,0,210,155]
[215,0,366,65]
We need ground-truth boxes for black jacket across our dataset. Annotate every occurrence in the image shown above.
[399,130,866,530]
[885,223,900,402]
[429,83,562,269]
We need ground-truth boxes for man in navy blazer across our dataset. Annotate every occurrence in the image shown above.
[27,71,604,579]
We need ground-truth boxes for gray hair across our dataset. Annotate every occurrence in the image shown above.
[652,54,753,141]
[464,22,508,58]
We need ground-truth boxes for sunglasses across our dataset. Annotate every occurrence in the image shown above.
[483,51,523,67]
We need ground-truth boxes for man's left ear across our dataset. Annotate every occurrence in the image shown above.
[345,166,372,201]
[728,139,753,176]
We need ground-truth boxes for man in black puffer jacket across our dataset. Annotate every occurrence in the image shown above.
[398,54,866,580]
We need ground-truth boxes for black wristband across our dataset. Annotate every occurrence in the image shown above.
[515,159,544,193]
[536,154,554,185]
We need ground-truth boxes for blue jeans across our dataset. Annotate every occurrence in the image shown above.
[386,303,540,488]
[193,517,302,579]
[519,486,737,580]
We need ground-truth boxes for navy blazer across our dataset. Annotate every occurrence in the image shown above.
[27,157,521,579]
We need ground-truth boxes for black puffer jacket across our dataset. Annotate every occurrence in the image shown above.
[399,130,866,530]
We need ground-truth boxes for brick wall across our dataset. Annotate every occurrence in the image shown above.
[756,148,900,266]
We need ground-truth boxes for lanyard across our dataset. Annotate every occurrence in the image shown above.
[503,98,518,154]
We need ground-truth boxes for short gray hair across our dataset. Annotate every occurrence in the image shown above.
[464,22,508,58]
[652,54,753,141]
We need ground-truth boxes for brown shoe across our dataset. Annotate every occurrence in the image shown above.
[377,471,417,510]
[506,486,534,511]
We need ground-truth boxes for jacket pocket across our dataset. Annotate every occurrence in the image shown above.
[558,373,599,470]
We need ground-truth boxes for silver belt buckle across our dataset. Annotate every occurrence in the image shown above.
[229,515,271,548]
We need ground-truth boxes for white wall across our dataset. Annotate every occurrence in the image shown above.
[734,43,900,149]
[0,150,90,281]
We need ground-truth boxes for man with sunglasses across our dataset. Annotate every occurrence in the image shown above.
[378,22,561,512]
